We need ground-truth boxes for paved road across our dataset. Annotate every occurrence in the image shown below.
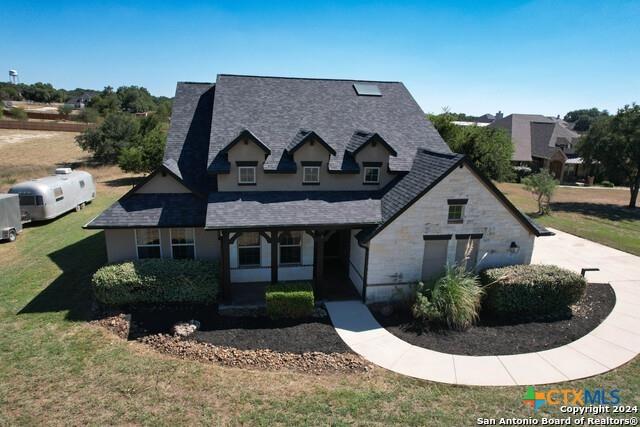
[326,228,640,386]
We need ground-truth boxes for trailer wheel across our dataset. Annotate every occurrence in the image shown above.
[8,229,17,243]
[75,203,84,212]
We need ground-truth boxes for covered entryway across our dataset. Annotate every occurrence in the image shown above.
[321,229,359,300]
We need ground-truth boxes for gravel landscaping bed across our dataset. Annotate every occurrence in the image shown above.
[371,282,616,356]
[140,334,372,374]
[91,304,370,373]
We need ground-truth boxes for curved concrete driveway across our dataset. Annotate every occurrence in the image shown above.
[326,228,640,386]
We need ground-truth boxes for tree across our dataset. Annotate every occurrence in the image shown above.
[578,104,640,208]
[522,170,558,215]
[118,124,165,173]
[9,107,27,121]
[116,86,155,113]
[428,111,514,181]
[88,86,121,115]
[58,105,73,120]
[77,107,99,123]
[76,112,139,163]
[564,108,609,132]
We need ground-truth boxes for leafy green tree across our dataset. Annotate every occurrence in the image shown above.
[58,105,73,120]
[9,107,27,121]
[77,107,100,123]
[0,107,3,119]
[564,108,609,132]
[578,104,640,208]
[88,86,121,115]
[154,98,172,121]
[116,86,155,113]
[429,111,514,181]
[76,112,139,163]
[118,124,165,173]
[522,170,558,215]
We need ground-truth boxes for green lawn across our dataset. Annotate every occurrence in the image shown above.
[498,183,640,256]
[1,193,639,425]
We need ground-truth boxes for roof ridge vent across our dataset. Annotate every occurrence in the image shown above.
[55,167,73,175]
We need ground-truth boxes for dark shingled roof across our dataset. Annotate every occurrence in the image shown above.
[85,194,206,229]
[205,191,382,229]
[357,149,551,242]
[207,75,449,173]
[345,131,397,156]
[164,82,215,194]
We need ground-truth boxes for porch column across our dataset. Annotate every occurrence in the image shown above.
[313,231,324,299]
[220,231,231,302]
[270,229,278,284]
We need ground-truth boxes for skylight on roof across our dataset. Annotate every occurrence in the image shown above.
[353,83,382,96]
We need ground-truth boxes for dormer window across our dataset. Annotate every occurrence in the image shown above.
[237,161,257,185]
[363,162,381,185]
[301,161,321,185]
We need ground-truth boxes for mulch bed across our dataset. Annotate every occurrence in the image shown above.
[371,282,616,356]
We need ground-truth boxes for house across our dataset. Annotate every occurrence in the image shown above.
[488,114,582,181]
[64,93,94,109]
[85,75,551,304]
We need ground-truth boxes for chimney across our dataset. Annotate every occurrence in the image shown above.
[495,110,504,121]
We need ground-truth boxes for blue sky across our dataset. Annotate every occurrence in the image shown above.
[2,1,638,116]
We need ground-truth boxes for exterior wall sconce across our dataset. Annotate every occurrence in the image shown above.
[509,241,520,254]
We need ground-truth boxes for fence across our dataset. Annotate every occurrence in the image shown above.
[0,120,94,132]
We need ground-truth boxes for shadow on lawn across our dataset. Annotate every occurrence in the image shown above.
[550,202,640,222]
[18,232,106,321]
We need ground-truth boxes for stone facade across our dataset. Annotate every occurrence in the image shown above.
[365,163,535,303]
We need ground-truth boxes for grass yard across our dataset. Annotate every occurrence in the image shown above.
[498,182,640,256]
[0,131,639,424]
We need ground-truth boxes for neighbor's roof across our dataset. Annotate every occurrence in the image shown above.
[207,74,450,174]
[489,114,579,162]
[84,193,207,229]
[164,82,216,194]
[205,191,382,229]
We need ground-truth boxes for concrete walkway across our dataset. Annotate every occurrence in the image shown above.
[326,228,640,386]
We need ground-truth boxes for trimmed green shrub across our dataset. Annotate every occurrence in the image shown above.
[92,259,218,305]
[481,264,586,319]
[412,266,483,330]
[9,107,27,121]
[265,282,314,319]
[600,180,614,188]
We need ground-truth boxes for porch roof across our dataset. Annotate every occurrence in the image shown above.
[205,191,382,230]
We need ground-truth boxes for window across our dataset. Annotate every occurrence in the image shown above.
[238,166,256,185]
[17,195,43,206]
[363,167,380,184]
[303,166,320,184]
[238,232,261,266]
[448,205,465,223]
[53,187,64,202]
[279,231,302,265]
[136,229,161,259]
[79,180,85,189]
[171,228,195,259]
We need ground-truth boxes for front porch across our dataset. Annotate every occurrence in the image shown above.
[217,227,362,305]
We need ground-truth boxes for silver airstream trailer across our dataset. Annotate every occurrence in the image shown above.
[9,168,96,222]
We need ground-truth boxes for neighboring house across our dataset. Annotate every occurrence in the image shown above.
[64,93,94,109]
[85,75,551,304]
[451,111,501,127]
[488,114,582,181]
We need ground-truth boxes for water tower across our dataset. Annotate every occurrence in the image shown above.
[9,70,19,84]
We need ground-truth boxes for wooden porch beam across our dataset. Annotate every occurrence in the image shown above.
[229,232,243,244]
[259,231,272,244]
[220,231,231,302]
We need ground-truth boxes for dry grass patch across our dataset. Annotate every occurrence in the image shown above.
[0,129,140,195]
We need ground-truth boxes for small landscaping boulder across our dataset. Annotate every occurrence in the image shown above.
[480,264,587,319]
[172,320,201,337]
[265,282,314,319]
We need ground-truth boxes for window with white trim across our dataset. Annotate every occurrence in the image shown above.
[238,166,256,185]
[171,228,195,259]
[363,167,380,184]
[238,232,261,266]
[136,229,161,259]
[279,231,302,265]
[53,187,64,202]
[303,166,320,184]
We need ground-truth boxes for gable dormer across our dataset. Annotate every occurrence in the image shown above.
[346,131,397,159]
[285,130,336,160]
[212,128,271,175]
